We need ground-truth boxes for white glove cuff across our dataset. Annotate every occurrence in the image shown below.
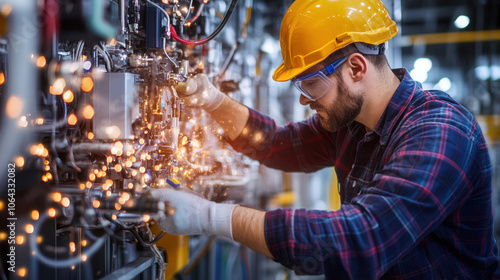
[204,90,225,112]
[208,203,238,240]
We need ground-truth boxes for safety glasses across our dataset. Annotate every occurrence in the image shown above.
[291,56,349,101]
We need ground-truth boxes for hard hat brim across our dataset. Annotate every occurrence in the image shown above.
[272,62,302,82]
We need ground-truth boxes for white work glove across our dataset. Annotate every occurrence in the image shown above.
[176,74,225,112]
[150,188,237,240]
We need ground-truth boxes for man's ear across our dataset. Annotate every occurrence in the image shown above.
[346,53,367,82]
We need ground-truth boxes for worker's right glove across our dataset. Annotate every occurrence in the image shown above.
[176,74,225,112]
[150,187,237,240]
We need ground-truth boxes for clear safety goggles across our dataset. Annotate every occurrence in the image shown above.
[291,56,349,101]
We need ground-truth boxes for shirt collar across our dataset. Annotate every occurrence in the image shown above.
[373,68,419,145]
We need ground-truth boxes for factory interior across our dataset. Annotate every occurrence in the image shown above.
[0,0,499,279]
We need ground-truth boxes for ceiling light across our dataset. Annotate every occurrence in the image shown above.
[454,15,470,29]
[414,58,432,72]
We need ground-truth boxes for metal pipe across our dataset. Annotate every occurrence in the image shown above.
[119,0,128,34]
[70,143,114,153]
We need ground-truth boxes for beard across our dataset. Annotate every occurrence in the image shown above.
[315,77,364,132]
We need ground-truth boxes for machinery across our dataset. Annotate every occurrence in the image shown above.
[0,0,278,279]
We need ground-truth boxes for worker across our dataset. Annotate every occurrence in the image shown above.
[152,0,500,278]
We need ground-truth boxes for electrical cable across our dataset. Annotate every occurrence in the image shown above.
[104,213,135,230]
[170,0,240,45]
[145,0,171,38]
[83,218,132,243]
[93,45,112,72]
[127,227,166,247]
[103,213,166,246]
[149,237,166,280]
[99,41,114,70]
[50,94,61,185]
[163,38,179,68]
[184,0,195,20]
[68,143,82,172]
[185,3,205,25]
[79,196,124,241]
[75,40,85,61]
[30,213,106,268]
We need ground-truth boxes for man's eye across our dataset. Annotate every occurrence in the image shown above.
[304,80,316,88]
[303,77,322,90]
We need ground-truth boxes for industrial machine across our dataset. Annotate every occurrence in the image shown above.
[0,0,282,279]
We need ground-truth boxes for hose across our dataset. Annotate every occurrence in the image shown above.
[170,0,240,45]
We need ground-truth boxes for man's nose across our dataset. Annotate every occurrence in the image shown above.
[299,94,313,106]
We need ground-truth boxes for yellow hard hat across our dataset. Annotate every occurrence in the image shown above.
[272,0,398,82]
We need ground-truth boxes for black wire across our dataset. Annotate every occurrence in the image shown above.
[127,227,166,247]
[82,202,135,242]
[103,213,165,246]
[103,213,135,230]
[202,0,240,43]
[84,220,135,243]
[148,231,166,244]
[170,0,240,45]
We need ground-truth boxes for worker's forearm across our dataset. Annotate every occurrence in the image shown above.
[209,96,268,255]
[209,95,249,141]
[232,206,272,258]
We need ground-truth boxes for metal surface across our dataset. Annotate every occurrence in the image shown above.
[93,72,138,139]
[99,253,156,280]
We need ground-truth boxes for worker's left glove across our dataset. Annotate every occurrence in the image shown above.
[175,74,225,112]
[150,188,237,240]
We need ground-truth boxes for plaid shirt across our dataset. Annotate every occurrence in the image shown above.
[227,69,500,279]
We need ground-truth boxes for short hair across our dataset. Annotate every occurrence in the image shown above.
[325,43,389,77]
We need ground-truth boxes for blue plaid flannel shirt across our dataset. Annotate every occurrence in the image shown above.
[227,69,500,279]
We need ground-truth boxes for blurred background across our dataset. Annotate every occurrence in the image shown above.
[0,0,498,279]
